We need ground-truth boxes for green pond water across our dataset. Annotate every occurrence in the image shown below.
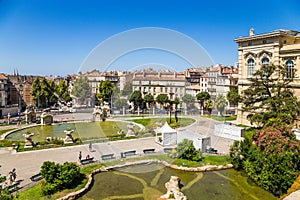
[6,121,136,142]
[81,163,277,200]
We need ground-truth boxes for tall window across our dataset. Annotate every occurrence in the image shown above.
[286,60,294,79]
[248,59,255,76]
[262,57,269,66]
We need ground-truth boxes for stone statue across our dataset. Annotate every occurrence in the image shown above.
[24,105,36,124]
[23,133,35,148]
[126,123,136,137]
[63,129,74,144]
[41,109,53,125]
[93,102,111,122]
[160,176,187,200]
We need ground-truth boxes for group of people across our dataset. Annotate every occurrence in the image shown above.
[8,168,17,185]
[78,151,90,161]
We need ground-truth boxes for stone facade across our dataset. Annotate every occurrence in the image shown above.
[132,69,186,102]
[234,29,300,125]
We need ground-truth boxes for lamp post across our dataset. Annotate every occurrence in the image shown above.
[169,92,174,124]
[18,84,23,113]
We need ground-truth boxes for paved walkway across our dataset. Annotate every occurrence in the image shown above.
[0,114,235,191]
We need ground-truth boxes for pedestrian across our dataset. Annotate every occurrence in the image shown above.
[79,151,82,160]
[89,142,92,151]
[8,171,14,185]
[12,168,16,181]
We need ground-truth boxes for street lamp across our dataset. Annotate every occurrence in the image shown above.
[169,92,174,124]
[18,84,23,113]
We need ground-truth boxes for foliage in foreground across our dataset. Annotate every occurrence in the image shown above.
[169,139,203,162]
[40,161,84,195]
[230,125,300,196]
[240,64,300,127]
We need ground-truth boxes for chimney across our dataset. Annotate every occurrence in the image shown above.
[250,28,255,36]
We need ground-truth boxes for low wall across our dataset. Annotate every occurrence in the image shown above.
[57,160,233,200]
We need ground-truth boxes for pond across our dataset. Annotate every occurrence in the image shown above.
[81,163,277,200]
[5,121,139,142]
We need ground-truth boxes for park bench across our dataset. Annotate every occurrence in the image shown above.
[80,157,94,165]
[163,148,173,153]
[30,173,43,182]
[121,150,136,158]
[143,148,155,154]
[101,154,115,161]
[7,182,20,192]
[206,147,218,154]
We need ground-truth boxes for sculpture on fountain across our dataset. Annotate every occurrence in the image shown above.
[126,123,137,137]
[160,176,187,200]
[40,108,53,125]
[23,132,35,148]
[64,128,74,144]
[93,102,111,122]
[24,105,36,124]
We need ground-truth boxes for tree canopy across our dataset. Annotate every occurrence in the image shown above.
[97,80,114,103]
[156,94,169,106]
[214,94,227,116]
[240,64,300,127]
[144,93,154,108]
[129,90,143,109]
[182,94,195,109]
[196,91,210,108]
[169,139,202,161]
[226,88,239,106]
[71,77,91,105]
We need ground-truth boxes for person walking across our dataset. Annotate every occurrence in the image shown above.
[78,151,82,160]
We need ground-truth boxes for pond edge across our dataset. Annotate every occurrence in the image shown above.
[56,159,233,200]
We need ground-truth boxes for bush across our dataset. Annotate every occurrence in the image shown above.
[169,139,203,162]
[40,161,84,195]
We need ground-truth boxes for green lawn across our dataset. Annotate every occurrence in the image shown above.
[131,117,195,129]
[0,128,16,136]
[15,153,229,200]
[202,115,236,121]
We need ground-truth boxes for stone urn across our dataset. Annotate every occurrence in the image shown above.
[23,133,35,148]
[64,129,74,144]
[160,176,187,200]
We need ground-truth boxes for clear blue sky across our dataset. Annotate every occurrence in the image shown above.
[0,0,300,76]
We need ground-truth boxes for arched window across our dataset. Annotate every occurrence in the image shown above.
[286,60,294,78]
[248,59,255,76]
[262,57,269,66]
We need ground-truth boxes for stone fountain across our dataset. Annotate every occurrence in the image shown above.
[23,133,35,148]
[159,176,187,200]
[64,129,74,144]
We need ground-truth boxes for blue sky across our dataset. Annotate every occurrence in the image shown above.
[0,0,300,76]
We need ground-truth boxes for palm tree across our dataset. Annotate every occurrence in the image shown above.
[196,92,210,115]
[205,99,213,115]
[214,94,227,116]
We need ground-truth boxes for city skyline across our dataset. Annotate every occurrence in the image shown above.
[1,0,300,76]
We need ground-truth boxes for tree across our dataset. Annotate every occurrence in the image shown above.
[129,91,143,110]
[31,77,41,108]
[71,77,91,105]
[57,80,72,103]
[169,139,202,161]
[226,88,239,106]
[174,97,180,109]
[240,64,300,127]
[214,94,227,116]
[182,94,195,109]
[196,92,210,114]
[121,82,133,96]
[114,98,128,109]
[156,94,169,107]
[205,99,213,115]
[40,161,82,195]
[97,80,114,104]
[144,94,154,109]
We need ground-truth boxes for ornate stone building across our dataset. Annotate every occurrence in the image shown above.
[234,29,300,125]
[132,69,186,103]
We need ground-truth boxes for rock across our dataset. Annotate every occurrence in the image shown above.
[160,176,187,200]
